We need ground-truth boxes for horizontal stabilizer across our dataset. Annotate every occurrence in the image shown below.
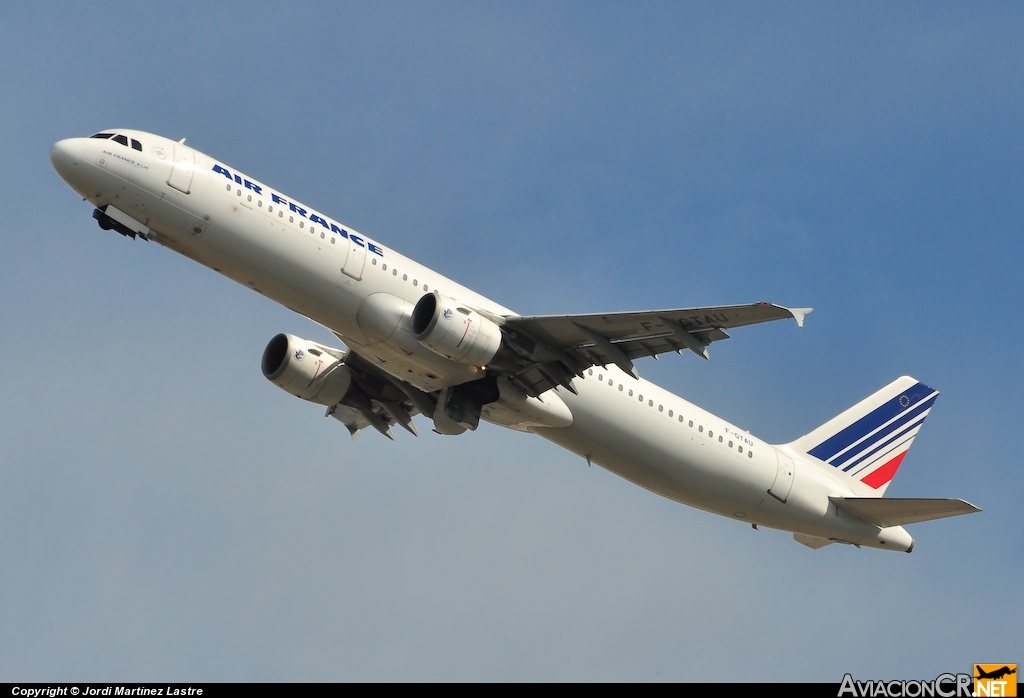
[830,497,981,527]
[793,533,834,549]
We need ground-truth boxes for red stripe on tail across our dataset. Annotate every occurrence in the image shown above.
[861,451,907,490]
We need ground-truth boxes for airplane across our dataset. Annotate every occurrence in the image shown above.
[49,129,981,553]
[975,666,1017,681]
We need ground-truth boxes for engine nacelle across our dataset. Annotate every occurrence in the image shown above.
[261,333,354,406]
[411,291,503,367]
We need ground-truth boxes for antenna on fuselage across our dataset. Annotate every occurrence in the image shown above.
[177,137,186,144]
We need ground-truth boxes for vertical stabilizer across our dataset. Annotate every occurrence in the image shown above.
[787,377,938,496]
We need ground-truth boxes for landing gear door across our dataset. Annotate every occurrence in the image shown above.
[342,234,367,281]
[168,143,195,194]
[769,452,795,503]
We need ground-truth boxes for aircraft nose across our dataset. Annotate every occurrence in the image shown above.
[50,138,85,180]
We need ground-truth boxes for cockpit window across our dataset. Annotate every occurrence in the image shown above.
[112,134,129,146]
[90,133,114,139]
[131,138,142,151]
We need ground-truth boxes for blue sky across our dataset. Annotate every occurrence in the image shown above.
[1,2,1021,681]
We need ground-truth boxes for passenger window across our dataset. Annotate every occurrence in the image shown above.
[289,216,294,223]
[279,211,283,218]
[738,446,743,453]
[709,431,713,438]
[628,390,633,397]
[131,139,142,151]
[658,405,663,412]
[247,195,252,202]
[413,280,418,286]
[423,285,428,291]
[728,441,733,448]
[112,134,128,146]
[678,415,683,422]
[403,274,408,281]
[588,370,593,376]
[699,426,703,433]
[748,451,753,458]
[618,384,623,391]
[598,375,603,381]
[237,189,241,196]
[608,379,613,386]
[382,264,387,271]
[688,420,693,427]
[258,200,262,207]
[393,269,397,276]
[331,238,336,244]
[668,410,673,417]
[321,232,325,239]
[648,400,653,407]
[718,436,723,443]
[638,394,643,401]
[226,184,231,191]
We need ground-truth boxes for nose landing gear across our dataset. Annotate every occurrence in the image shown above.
[92,205,151,240]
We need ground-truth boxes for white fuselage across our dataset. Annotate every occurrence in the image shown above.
[50,130,914,551]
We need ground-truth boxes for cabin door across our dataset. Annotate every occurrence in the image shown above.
[769,452,795,503]
[342,235,367,280]
[167,143,195,194]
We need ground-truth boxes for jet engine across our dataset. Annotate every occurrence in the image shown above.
[411,291,505,367]
[261,333,354,406]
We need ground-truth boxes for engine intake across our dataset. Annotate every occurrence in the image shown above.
[262,333,354,406]
[411,291,504,367]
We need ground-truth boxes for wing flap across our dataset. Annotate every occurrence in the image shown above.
[325,338,438,439]
[830,497,981,527]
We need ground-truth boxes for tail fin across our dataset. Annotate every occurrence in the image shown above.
[787,376,938,496]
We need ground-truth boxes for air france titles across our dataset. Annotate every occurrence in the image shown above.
[211,164,384,257]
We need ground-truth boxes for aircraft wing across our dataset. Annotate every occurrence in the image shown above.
[327,340,438,440]
[498,303,811,397]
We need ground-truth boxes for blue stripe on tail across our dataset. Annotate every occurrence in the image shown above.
[807,382,935,463]
[832,395,937,468]
[840,414,928,473]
